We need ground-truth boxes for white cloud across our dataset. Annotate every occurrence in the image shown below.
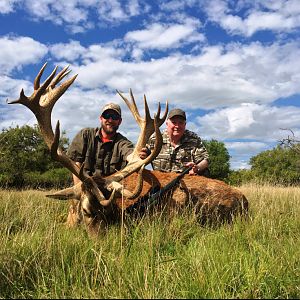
[0,0,19,13]
[0,0,149,32]
[50,40,86,62]
[124,20,204,50]
[0,36,48,74]
[245,11,296,36]
[203,0,300,37]
[23,0,90,32]
[226,141,268,152]
[196,103,300,141]
[159,0,187,11]
[0,75,31,98]
[97,0,148,24]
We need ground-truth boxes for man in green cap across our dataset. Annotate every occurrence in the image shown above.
[145,108,210,176]
[68,103,129,184]
[67,102,149,184]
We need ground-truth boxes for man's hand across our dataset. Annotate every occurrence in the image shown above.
[185,162,199,175]
[185,159,209,175]
[139,147,151,160]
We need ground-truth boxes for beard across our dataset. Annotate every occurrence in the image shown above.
[101,122,119,135]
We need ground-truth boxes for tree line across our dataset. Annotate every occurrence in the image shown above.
[0,124,299,188]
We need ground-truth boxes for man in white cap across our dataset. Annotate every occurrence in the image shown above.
[145,108,210,176]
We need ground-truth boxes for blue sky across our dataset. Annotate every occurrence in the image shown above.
[1,0,300,170]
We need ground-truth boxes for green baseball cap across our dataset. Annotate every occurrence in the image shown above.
[101,103,121,116]
[168,108,186,120]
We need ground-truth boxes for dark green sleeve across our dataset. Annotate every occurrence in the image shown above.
[118,138,134,161]
[66,129,88,163]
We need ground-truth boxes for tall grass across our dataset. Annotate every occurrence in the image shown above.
[0,185,299,299]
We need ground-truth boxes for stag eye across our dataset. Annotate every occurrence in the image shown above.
[82,208,92,217]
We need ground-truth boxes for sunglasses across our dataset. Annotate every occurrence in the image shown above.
[102,112,121,121]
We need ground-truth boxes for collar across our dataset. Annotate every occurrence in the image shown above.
[162,129,187,146]
[96,128,116,143]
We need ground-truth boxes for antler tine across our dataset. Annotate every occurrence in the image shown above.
[48,74,78,111]
[35,66,58,101]
[52,121,81,176]
[143,94,152,122]
[157,101,168,127]
[156,102,161,119]
[52,120,109,205]
[34,62,48,90]
[116,89,144,126]
[51,120,61,158]
[141,115,163,164]
[50,65,71,88]
[129,88,141,119]
[6,88,27,106]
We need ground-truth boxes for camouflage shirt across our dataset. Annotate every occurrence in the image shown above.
[67,127,134,177]
[147,129,209,173]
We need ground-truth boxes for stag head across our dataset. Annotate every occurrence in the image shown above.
[7,63,168,235]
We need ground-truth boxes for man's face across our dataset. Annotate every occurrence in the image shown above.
[166,116,186,139]
[100,109,122,135]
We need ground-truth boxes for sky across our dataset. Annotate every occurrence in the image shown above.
[1,0,300,170]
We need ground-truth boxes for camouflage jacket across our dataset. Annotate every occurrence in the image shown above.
[147,129,209,173]
[67,127,134,176]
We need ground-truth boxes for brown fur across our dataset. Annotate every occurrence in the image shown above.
[120,170,247,214]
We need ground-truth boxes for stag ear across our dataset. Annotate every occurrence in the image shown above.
[46,188,75,200]
[46,184,82,200]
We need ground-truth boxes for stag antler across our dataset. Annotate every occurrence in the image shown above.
[7,63,112,205]
[102,89,168,195]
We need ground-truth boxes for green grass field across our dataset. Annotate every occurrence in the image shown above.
[0,184,299,299]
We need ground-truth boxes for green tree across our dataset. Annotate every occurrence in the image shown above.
[227,169,254,186]
[249,145,300,185]
[204,139,231,180]
[0,124,70,187]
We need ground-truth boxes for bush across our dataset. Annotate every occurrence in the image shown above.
[250,145,300,185]
[23,168,72,189]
